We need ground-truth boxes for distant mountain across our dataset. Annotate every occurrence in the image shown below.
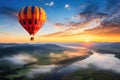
[99,43,120,49]
[93,42,119,47]
[93,43,120,59]
[0,43,72,57]
[0,43,19,47]
[58,43,83,47]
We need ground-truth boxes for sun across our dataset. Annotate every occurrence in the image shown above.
[81,35,93,43]
[82,39,93,47]
[84,39,91,43]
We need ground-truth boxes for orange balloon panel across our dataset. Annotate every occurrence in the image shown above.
[18,6,46,35]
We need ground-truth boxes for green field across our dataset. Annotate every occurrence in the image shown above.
[62,68,120,80]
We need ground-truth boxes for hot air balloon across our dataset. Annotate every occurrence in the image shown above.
[18,6,46,41]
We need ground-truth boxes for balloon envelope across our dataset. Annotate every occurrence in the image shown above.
[18,6,46,40]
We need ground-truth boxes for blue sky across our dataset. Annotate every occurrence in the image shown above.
[0,0,120,42]
[0,0,80,34]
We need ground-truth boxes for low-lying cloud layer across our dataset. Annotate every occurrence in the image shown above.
[1,53,38,65]
[26,65,58,78]
[50,47,90,63]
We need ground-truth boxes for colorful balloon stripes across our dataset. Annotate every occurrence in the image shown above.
[18,6,46,41]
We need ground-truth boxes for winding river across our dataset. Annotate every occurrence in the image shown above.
[29,50,120,80]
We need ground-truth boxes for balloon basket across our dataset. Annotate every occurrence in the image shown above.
[30,37,34,41]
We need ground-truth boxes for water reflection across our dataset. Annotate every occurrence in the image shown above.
[69,51,120,73]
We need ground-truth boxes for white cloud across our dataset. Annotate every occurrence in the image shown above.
[1,53,38,65]
[45,3,49,6]
[49,2,54,6]
[65,4,70,9]
[26,65,58,78]
[42,18,102,37]
[45,2,54,6]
